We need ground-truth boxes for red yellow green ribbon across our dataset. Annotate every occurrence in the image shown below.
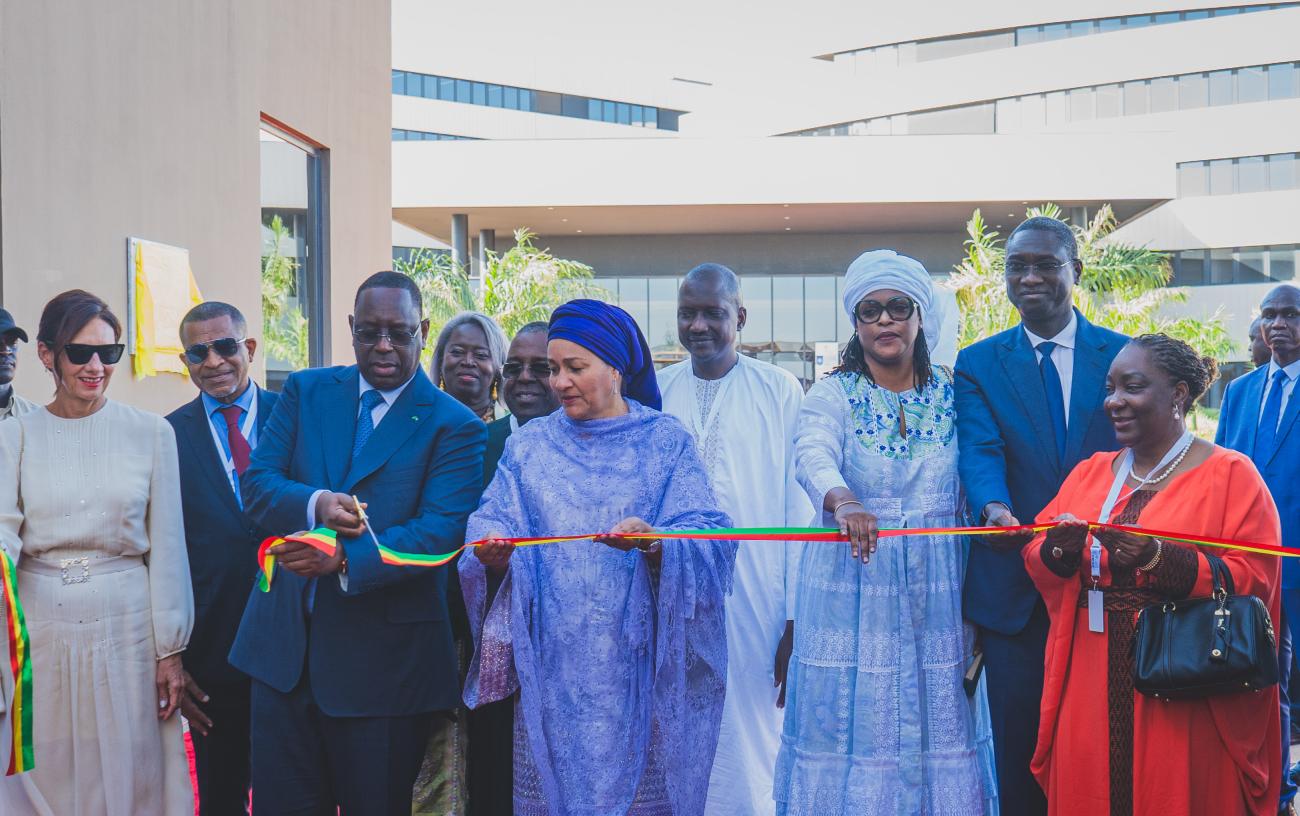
[256,522,1299,592]
[1,550,33,775]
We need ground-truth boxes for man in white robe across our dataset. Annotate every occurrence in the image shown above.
[659,263,813,816]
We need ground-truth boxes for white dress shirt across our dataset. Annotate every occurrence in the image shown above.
[1259,357,1300,431]
[1024,311,1078,428]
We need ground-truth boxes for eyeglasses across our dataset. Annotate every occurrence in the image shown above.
[854,296,916,325]
[64,343,124,365]
[353,328,419,346]
[184,337,246,365]
[1005,260,1075,277]
[502,361,552,380]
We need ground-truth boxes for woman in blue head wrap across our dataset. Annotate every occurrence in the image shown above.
[458,298,735,816]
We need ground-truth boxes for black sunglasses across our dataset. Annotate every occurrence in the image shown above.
[64,343,124,365]
[854,296,916,325]
[502,361,552,380]
[184,337,246,365]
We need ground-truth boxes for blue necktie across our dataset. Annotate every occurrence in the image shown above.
[353,389,387,463]
[1255,368,1289,457]
[1037,341,1067,462]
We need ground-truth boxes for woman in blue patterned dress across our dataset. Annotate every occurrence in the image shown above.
[774,251,996,815]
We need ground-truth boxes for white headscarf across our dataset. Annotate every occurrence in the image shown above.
[841,249,942,352]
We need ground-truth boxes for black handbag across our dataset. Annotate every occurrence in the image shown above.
[1133,553,1278,700]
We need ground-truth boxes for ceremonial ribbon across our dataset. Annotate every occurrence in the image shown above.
[256,522,1300,592]
[1,550,33,775]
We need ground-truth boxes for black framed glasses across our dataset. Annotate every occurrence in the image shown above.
[64,343,124,365]
[184,337,246,365]
[502,361,552,380]
[854,296,916,325]
[353,328,419,346]
[1005,260,1075,277]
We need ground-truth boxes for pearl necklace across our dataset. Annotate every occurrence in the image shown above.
[1126,435,1193,488]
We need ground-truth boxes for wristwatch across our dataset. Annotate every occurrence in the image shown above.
[639,538,663,554]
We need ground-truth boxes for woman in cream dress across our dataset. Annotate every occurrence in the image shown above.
[0,289,193,815]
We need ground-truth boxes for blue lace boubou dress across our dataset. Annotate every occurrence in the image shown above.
[459,400,735,816]
[774,366,996,815]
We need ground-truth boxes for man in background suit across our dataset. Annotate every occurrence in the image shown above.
[1217,284,1300,816]
[167,301,276,815]
[955,216,1128,815]
[231,271,486,814]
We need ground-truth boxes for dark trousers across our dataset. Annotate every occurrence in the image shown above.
[466,697,514,816]
[191,681,252,815]
[980,601,1050,816]
[1280,589,1300,807]
[250,677,432,816]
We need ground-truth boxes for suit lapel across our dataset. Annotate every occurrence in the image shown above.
[342,369,436,492]
[1239,368,1267,460]
[1064,316,1110,465]
[1267,377,1300,466]
[999,328,1061,473]
[322,368,362,491]
[183,397,243,517]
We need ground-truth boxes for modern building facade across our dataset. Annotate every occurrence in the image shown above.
[391,0,1299,388]
[1,0,392,412]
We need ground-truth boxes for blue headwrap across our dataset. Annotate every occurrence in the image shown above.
[548,299,661,411]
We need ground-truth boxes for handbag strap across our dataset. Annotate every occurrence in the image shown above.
[1205,553,1235,596]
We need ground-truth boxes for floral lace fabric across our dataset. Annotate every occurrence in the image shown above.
[459,400,735,816]
[775,367,996,815]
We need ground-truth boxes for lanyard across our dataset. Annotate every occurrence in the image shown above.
[1086,429,1192,632]
[206,390,258,499]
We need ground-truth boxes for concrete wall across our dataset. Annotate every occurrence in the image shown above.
[0,0,391,414]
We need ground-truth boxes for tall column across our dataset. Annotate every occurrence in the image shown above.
[478,228,496,275]
[451,213,469,273]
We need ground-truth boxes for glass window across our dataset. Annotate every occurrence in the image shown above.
[646,278,681,354]
[1184,9,1210,20]
[1149,77,1177,112]
[520,90,534,112]
[617,102,631,125]
[803,277,838,347]
[772,277,803,352]
[644,106,658,129]
[1239,156,1269,193]
[740,276,773,346]
[1208,70,1235,105]
[1179,161,1209,196]
[1015,94,1044,130]
[1270,153,1299,190]
[1068,88,1095,121]
[1209,159,1237,194]
[391,129,406,141]
[1213,6,1241,15]
[1238,65,1268,103]
[1271,246,1297,281]
[487,84,503,107]
[472,82,487,105]
[1210,248,1235,284]
[1016,25,1042,44]
[392,70,404,94]
[1070,20,1098,36]
[1269,63,1299,99]
[1042,23,1069,41]
[260,123,327,384]
[1098,17,1124,32]
[1094,83,1121,118]
[1123,80,1149,115]
[907,102,995,134]
[602,100,616,122]
[630,105,643,126]
[897,42,918,64]
[1125,14,1152,27]
[616,278,649,330]
[560,95,588,118]
[879,44,898,67]
[455,79,471,103]
[1045,91,1067,128]
[439,77,456,101]
[1173,250,1206,285]
[587,99,601,120]
[1237,248,1269,283]
[1179,72,1208,109]
[504,86,519,109]
[866,117,891,135]
[1154,12,1180,24]
[995,97,1022,132]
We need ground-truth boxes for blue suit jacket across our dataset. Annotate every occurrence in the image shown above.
[1216,365,1300,589]
[166,386,279,690]
[955,311,1127,634]
[229,365,486,716]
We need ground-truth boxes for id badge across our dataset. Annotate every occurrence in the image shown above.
[1088,589,1105,633]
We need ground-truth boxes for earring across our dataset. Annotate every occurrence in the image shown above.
[490,382,499,402]
[1173,405,1181,420]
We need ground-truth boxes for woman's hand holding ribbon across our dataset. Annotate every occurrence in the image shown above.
[1045,514,1090,558]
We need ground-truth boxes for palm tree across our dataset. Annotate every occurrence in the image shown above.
[394,228,606,363]
[261,214,309,370]
[946,203,1234,360]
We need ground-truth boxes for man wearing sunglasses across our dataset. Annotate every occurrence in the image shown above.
[230,271,486,814]
[165,301,277,815]
[0,308,37,420]
[954,216,1127,815]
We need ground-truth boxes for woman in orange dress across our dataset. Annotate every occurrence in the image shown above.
[1023,334,1282,816]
